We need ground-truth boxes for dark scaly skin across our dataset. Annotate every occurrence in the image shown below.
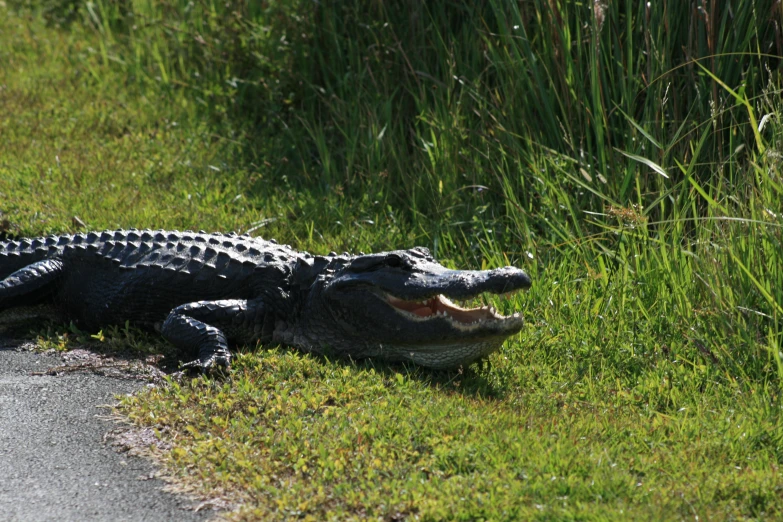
[0,229,531,370]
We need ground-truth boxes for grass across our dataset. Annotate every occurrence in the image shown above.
[1,1,782,520]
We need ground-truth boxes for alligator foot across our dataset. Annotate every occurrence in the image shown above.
[161,303,233,373]
[181,353,231,374]
[160,299,268,373]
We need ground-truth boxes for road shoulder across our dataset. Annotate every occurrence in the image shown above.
[0,342,219,522]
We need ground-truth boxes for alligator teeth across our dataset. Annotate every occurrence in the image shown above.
[439,296,457,307]
[386,293,523,325]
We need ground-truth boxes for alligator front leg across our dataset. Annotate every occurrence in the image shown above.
[160,298,269,371]
[0,259,64,311]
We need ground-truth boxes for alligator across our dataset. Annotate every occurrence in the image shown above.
[0,230,531,370]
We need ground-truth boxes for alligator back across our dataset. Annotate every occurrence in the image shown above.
[0,229,296,329]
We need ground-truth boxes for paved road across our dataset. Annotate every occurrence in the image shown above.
[0,342,216,522]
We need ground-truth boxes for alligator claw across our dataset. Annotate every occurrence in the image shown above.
[181,354,231,374]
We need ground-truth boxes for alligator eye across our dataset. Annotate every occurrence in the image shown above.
[385,253,403,267]
[385,253,412,270]
[347,253,386,272]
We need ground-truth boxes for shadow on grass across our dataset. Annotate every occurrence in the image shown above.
[262,344,507,400]
[0,308,506,398]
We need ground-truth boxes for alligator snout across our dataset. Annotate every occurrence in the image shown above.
[401,266,532,301]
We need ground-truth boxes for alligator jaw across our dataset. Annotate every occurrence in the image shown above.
[385,293,522,328]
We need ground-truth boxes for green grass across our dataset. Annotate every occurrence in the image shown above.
[120,351,781,520]
[1,2,782,520]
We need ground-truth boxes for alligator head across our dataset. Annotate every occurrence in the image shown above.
[283,247,531,369]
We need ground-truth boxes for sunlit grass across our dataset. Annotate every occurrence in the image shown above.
[118,350,781,520]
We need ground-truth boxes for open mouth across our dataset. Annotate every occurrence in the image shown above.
[386,293,521,324]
